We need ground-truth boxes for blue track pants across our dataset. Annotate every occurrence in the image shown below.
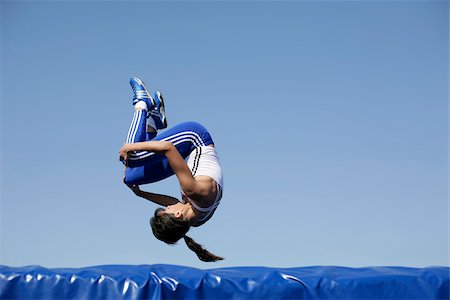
[123,109,214,185]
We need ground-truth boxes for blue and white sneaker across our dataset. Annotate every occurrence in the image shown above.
[129,77,156,110]
[150,90,167,129]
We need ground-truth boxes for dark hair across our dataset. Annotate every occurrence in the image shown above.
[150,208,224,262]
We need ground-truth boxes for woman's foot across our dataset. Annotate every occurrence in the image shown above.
[150,91,167,129]
[129,77,167,129]
[130,77,156,109]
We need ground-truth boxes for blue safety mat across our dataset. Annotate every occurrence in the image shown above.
[0,264,448,299]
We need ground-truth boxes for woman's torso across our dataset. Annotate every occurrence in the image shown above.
[181,145,223,226]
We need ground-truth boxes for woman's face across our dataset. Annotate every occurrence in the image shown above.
[162,203,185,220]
[161,202,196,223]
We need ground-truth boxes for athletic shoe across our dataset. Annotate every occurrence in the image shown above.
[149,90,168,129]
[129,77,156,110]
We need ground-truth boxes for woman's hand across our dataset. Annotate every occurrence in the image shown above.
[119,144,131,163]
[128,184,141,195]
[123,176,141,195]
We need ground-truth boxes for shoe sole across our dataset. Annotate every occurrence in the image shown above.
[155,91,168,128]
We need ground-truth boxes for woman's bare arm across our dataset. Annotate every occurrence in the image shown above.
[120,141,208,198]
[128,185,179,206]
[119,141,174,161]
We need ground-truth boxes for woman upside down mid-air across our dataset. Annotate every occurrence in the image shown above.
[119,77,224,262]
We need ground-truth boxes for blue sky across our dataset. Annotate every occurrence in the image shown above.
[1,1,448,269]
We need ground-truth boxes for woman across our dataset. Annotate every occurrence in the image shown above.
[119,77,224,262]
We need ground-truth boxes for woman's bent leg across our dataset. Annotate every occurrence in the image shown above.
[124,121,214,185]
[125,159,173,185]
[128,121,213,165]
[126,108,156,144]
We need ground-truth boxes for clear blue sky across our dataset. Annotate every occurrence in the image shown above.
[1,1,448,269]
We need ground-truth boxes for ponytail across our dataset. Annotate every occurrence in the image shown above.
[150,208,224,262]
[183,235,224,262]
